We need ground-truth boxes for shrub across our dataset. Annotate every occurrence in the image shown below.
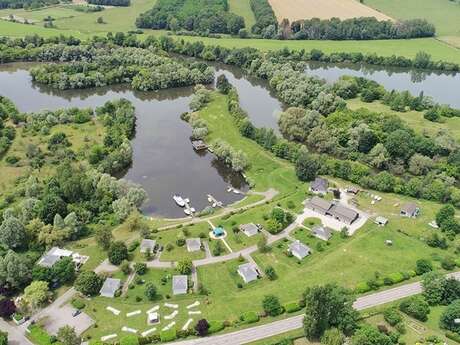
[441,256,456,270]
[440,299,460,333]
[160,329,176,342]
[262,295,284,316]
[195,319,210,337]
[383,307,402,326]
[120,335,139,345]
[134,262,147,275]
[387,272,405,284]
[283,301,301,313]
[399,296,430,321]
[415,259,433,275]
[355,282,371,294]
[208,320,225,334]
[240,311,259,324]
[71,299,85,310]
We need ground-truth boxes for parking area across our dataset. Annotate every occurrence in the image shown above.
[41,304,94,336]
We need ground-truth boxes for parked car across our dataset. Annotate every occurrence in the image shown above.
[72,309,81,317]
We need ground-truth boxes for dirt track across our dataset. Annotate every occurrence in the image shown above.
[268,0,392,22]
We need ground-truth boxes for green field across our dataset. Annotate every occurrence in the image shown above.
[365,0,460,43]
[228,0,255,29]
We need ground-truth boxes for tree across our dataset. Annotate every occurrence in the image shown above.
[23,281,51,310]
[415,259,433,275]
[97,16,104,24]
[145,282,157,301]
[57,326,81,345]
[295,149,319,182]
[350,325,393,345]
[95,225,113,250]
[134,262,147,275]
[51,257,75,284]
[262,295,283,316]
[0,216,26,249]
[440,277,460,305]
[435,204,455,228]
[440,299,460,333]
[195,319,210,337]
[108,241,128,265]
[0,250,31,289]
[384,129,414,160]
[303,284,358,340]
[399,295,430,321]
[177,259,192,275]
[320,328,345,345]
[74,271,103,296]
[216,74,231,94]
[408,154,433,175]
[0,298,16,318]
[264,266,277,280]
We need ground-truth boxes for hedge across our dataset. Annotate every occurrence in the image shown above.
[240,311,259,324]
[355,282,371,294]
[120,335,139,345]
[160,329,177,342]
[208,320,225,334]
[446,331,460,343]
[283,301,301,313]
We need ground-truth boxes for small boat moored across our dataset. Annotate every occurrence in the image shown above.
[173,195,185,207]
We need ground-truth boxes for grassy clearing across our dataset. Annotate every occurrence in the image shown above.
[228,0,255,29]
[347,98,460,141]
[365,0,460,38]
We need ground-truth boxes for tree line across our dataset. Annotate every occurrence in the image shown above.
[135,0,245,35]
[0,0,57,9]
[87,0,130,6]
[249,0,277,36]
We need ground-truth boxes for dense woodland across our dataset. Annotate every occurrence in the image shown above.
[29,45,214,90]
[87,0,130,6]
[0,0,58,9]
[135,0,245,35]
[0,96,16,157]
[249,0,277,35]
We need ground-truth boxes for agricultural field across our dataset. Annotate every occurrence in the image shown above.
[268,0,392,22]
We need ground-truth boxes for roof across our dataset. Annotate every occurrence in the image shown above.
[329,204,358,222]
[240,223,258,236]
[312,225,332,240]
[347,186,359,193]
[38,247,73,267]
[213,227,224,235]
[140,239,156,252]
[308,196,332,212]
[289,240,311,259]
[100,278,121,297]
[186,238,201,252]
[311,177,328,192]
[375,216,388,224]
[172,275,188,293]
[401,203,418,215]
[238,263,258,283]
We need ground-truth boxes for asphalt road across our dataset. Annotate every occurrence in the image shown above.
[168,271,460,345]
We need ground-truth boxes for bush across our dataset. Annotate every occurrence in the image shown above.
[120,335,139,345]
[441,256,456,270]
[240,311,259,324]
[208,320,225,334]
[399,296,430,321]
[262,295,284,317]
[445,331,460,343]
[383,307,402,326]
[134,262,147,275]
[160,329,176,342]
[71,299,85,310]
[415,259,433,275]
[387,272,405,284]
[355,282,371,293]
[283,301,301,313]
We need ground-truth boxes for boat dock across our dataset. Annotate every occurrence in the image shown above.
[191,140,208,151]
[184,199,195,216]
[207,194,223,208]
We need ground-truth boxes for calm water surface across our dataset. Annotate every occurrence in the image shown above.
[305,61,460,108]
[0,63,278,217]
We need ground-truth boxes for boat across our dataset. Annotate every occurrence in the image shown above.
[184,198,190,203]
[184,207,196,216]
[227,187,233,192]
[207,195,213,203]
[173,195,185,207]
[233,189,242,195]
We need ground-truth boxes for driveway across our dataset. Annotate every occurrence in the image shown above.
[40,304,94,336]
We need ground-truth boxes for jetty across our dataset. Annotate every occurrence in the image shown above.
[191,140,208,151]
[184,198,195,216]
[207,194,223,208]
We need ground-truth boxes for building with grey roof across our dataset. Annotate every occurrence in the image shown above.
[312,225,332,241]
[310,177,329,195]
[400,203,420,218]
[100,278,121,298]
[140,239,156,253]
[375,216,388,226]
[237,263,259,283]
[306,196,332,215]
[328,204,359,225]
[289,240,311,260]
[186,238,201,252]
[172,275,188,295]
[239,223,259,237]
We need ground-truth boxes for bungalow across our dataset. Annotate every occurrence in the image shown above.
[239,223,259,237]
[375,216,388,226]
[306,196,332,215]
[140,239,156,253]
[100,278,121,298]
[186,238,201,252]
[237,263,260,283]
[310,177,329,195]
[328,204,359,225]
[37,247,88,269]
[172,275,188,295]
[289,240,311,260]
[312,225,332,241]
[400,203,420,218]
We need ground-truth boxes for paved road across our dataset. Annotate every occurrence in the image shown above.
[0,319,34,345]
[168,271,460,345]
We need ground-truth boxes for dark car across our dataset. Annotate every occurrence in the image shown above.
[72,309,81,317]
